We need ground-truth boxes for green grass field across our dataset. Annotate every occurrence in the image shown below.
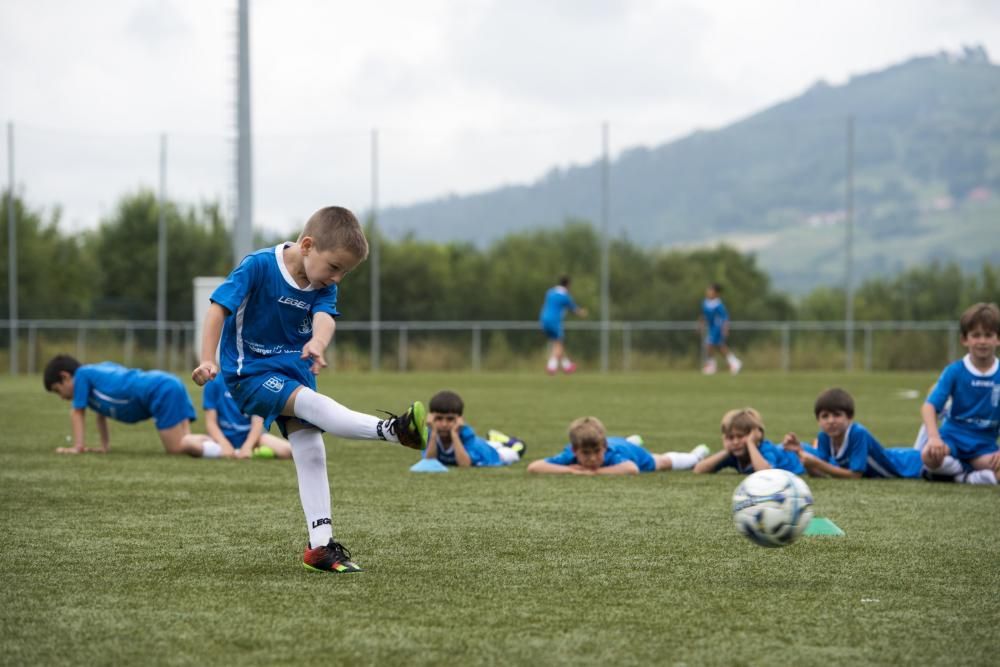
[2,371,998,666]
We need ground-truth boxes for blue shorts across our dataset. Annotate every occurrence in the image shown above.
[705,328,725,346]
[226,372,315,437]
[939,425,999,461]
[223,427,251,449]
[148,376,197,430]
[541,320,564,341]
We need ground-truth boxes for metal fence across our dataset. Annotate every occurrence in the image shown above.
[1,319,961,375]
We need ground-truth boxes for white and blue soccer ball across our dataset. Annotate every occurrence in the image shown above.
[731,469,814,548]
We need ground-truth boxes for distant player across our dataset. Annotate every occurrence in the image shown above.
[539,275,587,375]
[192,205,428,574]
[422,390,525,467]
[526,416,709,475]
[694,408,808,475]
[202,374,292,459]
[698,283,741,375]
[919,302,1000,485]
[44,355,222,458]
[782,388,923,479]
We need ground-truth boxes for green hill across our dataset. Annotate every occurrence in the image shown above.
[377,47,1000,292]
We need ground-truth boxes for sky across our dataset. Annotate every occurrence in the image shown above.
[2,0,1000,234]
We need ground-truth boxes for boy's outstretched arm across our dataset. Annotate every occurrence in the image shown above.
[802,456,860,478]
[527,460,594,475]
[301,312,335,375]
[693,449,727,474]
[193,303,227,385]
[595,461,640,475]
[56,408,88,454]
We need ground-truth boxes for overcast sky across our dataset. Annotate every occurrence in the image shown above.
[2,0,999,234]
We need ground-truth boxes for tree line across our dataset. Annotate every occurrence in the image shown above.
[1,189,996,327]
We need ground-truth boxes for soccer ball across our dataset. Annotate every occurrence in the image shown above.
[731,469,814,548]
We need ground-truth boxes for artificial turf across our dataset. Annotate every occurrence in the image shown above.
[2,371,997,666]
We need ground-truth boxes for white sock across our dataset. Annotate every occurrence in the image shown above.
[547,357,558,371]
[293,387,397,443]
[289,429,333,547]
[929,455,965,477]
[665,452,699,470]
[726,353,739,365]
[201,440,223,459]
[960,469,998,485]
[561,357,573,369]
[489,441,520,464]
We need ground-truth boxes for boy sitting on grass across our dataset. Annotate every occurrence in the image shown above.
[423,390,524,467]
[693,407,807,475]
[782,388,923,479]
[201,374,292,459]
[526,416,709,475]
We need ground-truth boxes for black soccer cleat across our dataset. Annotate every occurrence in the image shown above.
[379,401,428,450]
[302,539,363,574]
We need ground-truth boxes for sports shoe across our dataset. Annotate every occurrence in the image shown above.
[702,360,718,375]
[506,438,527,457]
[252,446,275,459]
[625,434,645,446]
[546,366,557,376]
[562,362,577,374]
[380,401,428,450]
[302,539,362,574]
[729,358,743,375]
[487,429,512,444]
[691,443,711,460]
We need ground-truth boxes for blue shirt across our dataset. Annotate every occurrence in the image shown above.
[72,362,170,423]
[713,440,804,475]
[701,298,729,333]
[816,422,923,479]
[425,425,503,467]
[539,286,578,326]
[545,437,657,472]
[211,244,341,386]
[927,356,1000,445]
[203,375,253,447]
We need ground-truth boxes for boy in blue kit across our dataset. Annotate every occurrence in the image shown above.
[44,355,221,458]
[693,408,806,475]
[192,206,428,574]
[526,416,709,475]
[698,283,741,375]
[539,275,588,375]
[782,388,923,479]
[202,375,292,460]
[919,302,1000,485]
[422,390,524,467]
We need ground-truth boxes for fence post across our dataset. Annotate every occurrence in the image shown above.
[622,324,631,372]
[947,324,958,363]
[124,325,135,367]
[398,327,408,372]
[471,325,481,372]
[863,324,873,372]
[781,323,791,373]
[76,325,86,362]
[27,324,36,374]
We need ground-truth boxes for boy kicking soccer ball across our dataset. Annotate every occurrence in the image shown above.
[193,206,427,573]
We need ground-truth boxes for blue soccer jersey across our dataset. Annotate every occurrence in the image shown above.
[210,244,340,421]
[701,298,729,345]
[926,355,1000,459]
[539,286,578,339]
[713,440,804,475]
[545,437,657,472]
[816,422,923,479]
[72,362,195,429]
[203,375,253,448]
[425,425,504,467]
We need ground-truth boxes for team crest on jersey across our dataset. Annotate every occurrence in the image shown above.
[263,376,285,393]
[298,317,312,335]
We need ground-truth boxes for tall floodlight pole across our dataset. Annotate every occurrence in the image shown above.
[234,0,253,264]
[600,121,610,373]
[370,129,381,371]
[845,115,855,371]
[7,122,17,375]
[157,134,168,369]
